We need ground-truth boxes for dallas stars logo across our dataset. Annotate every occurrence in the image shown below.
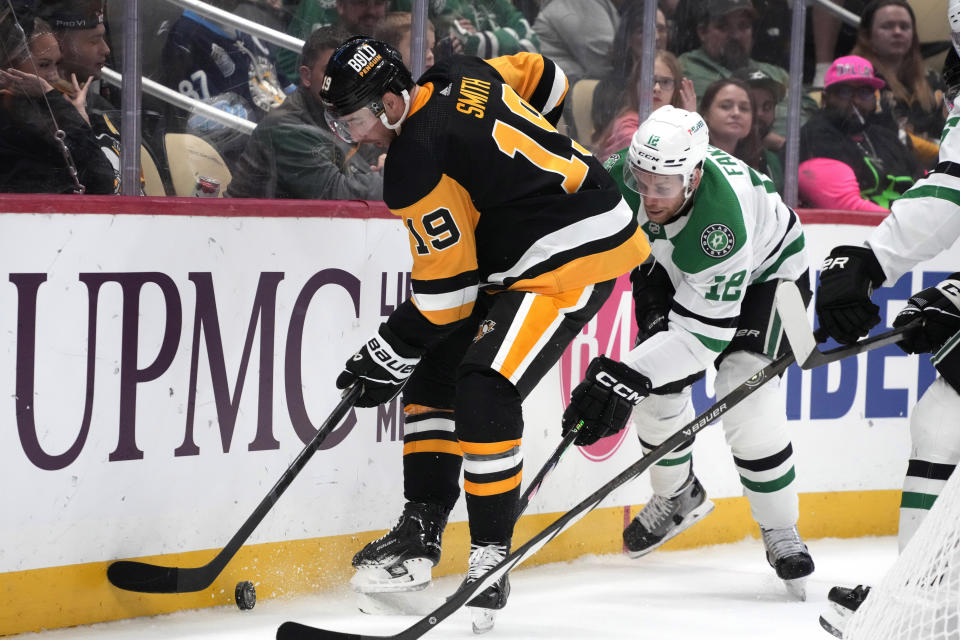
[700,224,735,258]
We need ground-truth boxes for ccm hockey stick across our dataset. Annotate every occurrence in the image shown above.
[774,281,920,370]
[107,384,363,594]
[276,354,795,640]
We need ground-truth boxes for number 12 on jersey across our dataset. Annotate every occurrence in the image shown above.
[705,270,746,301]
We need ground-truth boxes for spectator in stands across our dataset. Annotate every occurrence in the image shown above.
[532,0,620,86]
[41,0,121,191]
[594,50,694,161]
[851,0,945,169]
[225,26,383,200]
[678,0,814,139]
[591,2,671,148]
[668,0,790,68]
[798,55,920,212]
[234,0,298,90]
[156,0,290,167]
[374,11,435,69]
[811,1,871,88]
[157,0,288,119]
[278,0,390,79]
[0,9,116,194]
[47,0,110,86]
[734,67,785,192]
[700,77,764,172]
[428,0,539,62]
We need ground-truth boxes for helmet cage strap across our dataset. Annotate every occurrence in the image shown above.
[380,89,411,132]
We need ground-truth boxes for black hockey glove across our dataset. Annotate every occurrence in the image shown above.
[631,261,674,347]
[336,323,422,407]
[562,356,651,446]
[815,245,886,345]
[892,274,960,354]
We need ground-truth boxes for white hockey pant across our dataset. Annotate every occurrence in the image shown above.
[899,376,960,551]
[632,351,798,529]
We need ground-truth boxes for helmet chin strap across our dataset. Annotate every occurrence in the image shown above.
[380,89,411,133]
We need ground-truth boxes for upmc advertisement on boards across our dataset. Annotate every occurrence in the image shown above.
[0,201,954,633]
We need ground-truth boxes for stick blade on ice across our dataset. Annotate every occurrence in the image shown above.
[277,621,370,639]
[107,561,183,593]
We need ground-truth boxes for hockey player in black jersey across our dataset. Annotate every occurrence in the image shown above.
[320,36,651,632]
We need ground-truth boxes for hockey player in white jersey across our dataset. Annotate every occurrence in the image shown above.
[815,18,960,638]
[563,105,815,598]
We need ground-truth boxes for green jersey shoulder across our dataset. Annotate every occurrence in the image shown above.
[604,145,751,275]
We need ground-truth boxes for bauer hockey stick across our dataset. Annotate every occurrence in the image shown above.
[276,353,797,640]
[775,281,921,370]
[107,384,363,594]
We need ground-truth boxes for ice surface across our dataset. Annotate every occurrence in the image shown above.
[14,537,897,640]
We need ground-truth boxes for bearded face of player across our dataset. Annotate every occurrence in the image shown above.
[632,168,702,224]
[327,91,407,148]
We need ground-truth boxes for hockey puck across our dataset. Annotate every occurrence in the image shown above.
[235,580,256,610]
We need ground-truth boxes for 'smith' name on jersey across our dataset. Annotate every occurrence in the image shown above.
[457,77,492,118]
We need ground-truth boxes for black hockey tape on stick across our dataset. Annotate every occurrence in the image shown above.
[276,357,792,640]
[775,280,921,370]
[107,384,363,594]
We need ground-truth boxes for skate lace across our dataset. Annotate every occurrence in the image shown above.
[762,526,806,559]
[467,544,508,581]
[635,494,676,529]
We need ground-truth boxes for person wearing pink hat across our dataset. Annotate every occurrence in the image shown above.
[796,54,921,212]
[852,0,945,169]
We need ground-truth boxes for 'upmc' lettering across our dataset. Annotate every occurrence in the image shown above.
[10,269,362,471]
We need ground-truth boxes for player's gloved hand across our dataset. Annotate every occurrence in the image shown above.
[337,323,422,407]
[562,356,651,446]
[631,261,673,347]
[815,245,886,345]
[893,274,960,354]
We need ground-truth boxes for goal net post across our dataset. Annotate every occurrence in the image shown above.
[845,467,960,639]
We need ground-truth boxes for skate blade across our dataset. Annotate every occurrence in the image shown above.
[783,576,807,601]
[818,602,851,638]
[350,558,433,594]
[818,615,844,639]
[469,607,497,634]
[357,590,445,616]
[626,499,716,559]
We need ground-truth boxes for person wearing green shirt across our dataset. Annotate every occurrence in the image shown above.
[678,0,815,138]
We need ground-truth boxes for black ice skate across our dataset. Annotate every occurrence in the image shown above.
[463,542,511,634]
[819,584,870,638]
[350,501,450,596]
[760,525,815,600]
[623,473,715,558]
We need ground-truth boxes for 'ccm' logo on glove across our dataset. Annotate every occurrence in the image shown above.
[595,371,646,404]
